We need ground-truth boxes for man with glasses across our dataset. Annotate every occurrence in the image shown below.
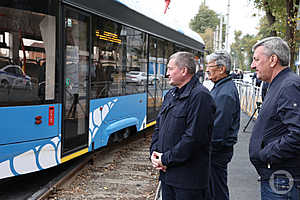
[249,37,300,200]
[206,50,240,200]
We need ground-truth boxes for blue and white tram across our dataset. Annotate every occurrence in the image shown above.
[0,0,205,180]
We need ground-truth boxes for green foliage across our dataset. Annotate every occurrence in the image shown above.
[257,16,271,37]
[188,0,299,71]
[253,0,286,12]
[251,0,299,70]
[189,3,227,55]
[189,3,219,33]
[199,28,214,54]
[230,31,258,71]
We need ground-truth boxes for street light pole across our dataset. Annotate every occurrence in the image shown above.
[231,52,236,71]
[225,0,230,52]
[219,15,223,50]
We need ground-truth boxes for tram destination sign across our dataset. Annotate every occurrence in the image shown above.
[96,30,121,44]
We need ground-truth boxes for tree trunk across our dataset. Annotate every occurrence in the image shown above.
[286,0,298,71]
[263,0,277,36]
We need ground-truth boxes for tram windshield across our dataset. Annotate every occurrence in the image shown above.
[0,0,57,105]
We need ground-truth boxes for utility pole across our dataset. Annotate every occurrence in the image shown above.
[215,26,219,50]
[219,15,223,50]
[225,0,230,52]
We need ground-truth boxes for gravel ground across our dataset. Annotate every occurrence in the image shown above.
[48,133,159,200]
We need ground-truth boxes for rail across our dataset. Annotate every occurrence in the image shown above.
[234,80,262,119]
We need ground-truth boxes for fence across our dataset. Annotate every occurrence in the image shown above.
[234,80,262,119]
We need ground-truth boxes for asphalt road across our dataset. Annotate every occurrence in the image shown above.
[228,111,260,199]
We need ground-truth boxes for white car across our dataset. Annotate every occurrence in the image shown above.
[126,71,155,85]
[0,65,32,89]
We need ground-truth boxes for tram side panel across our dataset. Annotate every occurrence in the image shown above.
[0,92,147,180]
[0,104,61,179]
[89,93,147,151]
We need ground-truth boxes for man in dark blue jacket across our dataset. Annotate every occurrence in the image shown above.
[249,37,300,200]
[150,52,216,200]
[206,50,240,200]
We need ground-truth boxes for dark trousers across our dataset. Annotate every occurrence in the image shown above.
[161,181,209,200]
[210,150,233,200]
[261,180,300,200]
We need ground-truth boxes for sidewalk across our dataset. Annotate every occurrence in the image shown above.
[228,111,260,199]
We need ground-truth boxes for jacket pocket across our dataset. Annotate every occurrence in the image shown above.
[168,104,187,129]
[262,132,283,148]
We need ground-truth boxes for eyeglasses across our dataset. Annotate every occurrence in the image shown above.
[206,65,219,68]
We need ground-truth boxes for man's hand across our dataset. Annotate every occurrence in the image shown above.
[151,151,167,172]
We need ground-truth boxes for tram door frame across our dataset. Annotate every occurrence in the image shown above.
[61,5,91,156]
[147,36,165,123]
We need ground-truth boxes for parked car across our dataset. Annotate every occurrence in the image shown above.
[150,73,164,82]
[0,65,32,89]
[126,71,155,85]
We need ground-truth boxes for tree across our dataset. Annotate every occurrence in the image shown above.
[230,31,259,71]
[252,0,299,71]
[189,3,219,33]
[189,3,226,53]
[231,31,246,71]
[199,28,214,54]
[256,16,274,38]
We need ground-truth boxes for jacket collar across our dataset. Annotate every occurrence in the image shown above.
[269,67,290,88]
[174,75,198,100]
[213,75,231,89]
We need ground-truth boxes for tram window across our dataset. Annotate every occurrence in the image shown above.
[0,1,57,105]
[91,16,147,99]
[123,27,147,94]
[91,17,121,98]
[163,41,174,90]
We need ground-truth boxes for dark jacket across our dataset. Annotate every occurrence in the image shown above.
[210,76,240,152]
[261,81,269,101]
[150,76,216,189]
[249,68,300,180]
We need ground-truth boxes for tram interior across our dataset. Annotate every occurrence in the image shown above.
[0,5,56,105]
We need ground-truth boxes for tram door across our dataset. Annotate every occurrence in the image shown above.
[147,37,164,123]
[62,7,90,155]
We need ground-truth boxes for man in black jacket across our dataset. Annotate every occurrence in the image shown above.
[150,52,216,200]
[206,50,240,200]
[249,37,300,199]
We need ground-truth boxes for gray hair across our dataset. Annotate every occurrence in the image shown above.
[206,50,231,74]
[169,52,196,74]
[252,37,290,66]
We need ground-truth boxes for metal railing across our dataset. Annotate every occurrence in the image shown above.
[234,80,262,119]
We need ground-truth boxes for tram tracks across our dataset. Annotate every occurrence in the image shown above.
[44,128,158,200]
[32,153,92,200]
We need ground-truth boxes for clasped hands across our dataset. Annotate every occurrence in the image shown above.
[151,151,167,172]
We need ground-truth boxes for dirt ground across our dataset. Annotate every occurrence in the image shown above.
[48,133,160,200]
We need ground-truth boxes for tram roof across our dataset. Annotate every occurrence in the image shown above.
[116,0,204,44]
[63,0,205,52]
